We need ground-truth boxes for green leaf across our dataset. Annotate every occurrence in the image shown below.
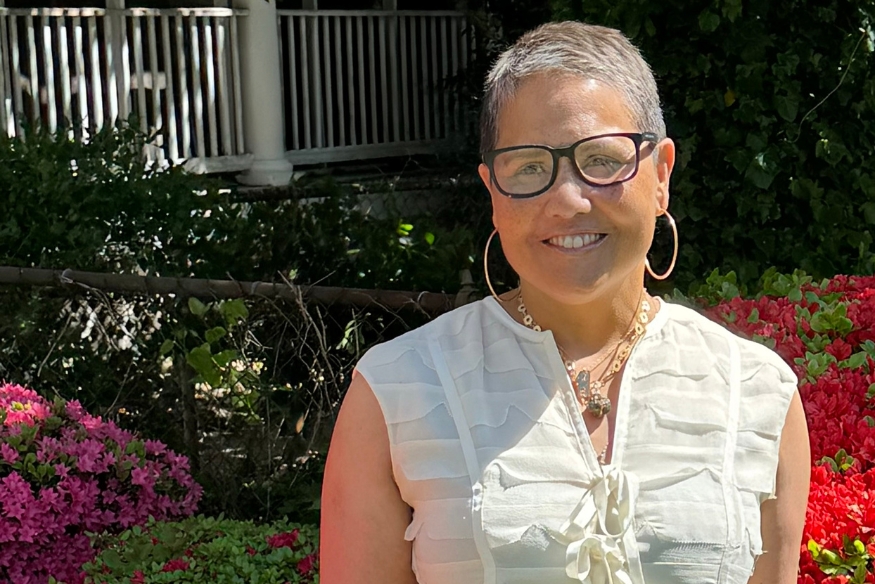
[747,308,760,323]
[100,549,124,570]
[205,326,228,344]
[774,95,799,122]
[186,344,222,387]
[821,548,840,564]
[159,339,175,356]
[218,299,249,326]
[745,156,778,190]
[841,352,868,370]
[698,10,720,32]
[424,232,435,245]
[723,0,743,20]
[188,297,209,317]
[213,349,238,368]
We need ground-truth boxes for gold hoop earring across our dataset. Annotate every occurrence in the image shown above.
[484,229,501,301]
[645,210,678,281]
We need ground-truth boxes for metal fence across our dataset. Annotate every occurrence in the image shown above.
[0,6,247,166]
[278,9,470,165]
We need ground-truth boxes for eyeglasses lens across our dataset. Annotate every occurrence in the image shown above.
[492,135,640,196]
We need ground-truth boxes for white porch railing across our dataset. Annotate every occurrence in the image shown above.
[278,10,469,165]
[0,6,248,169]
[0,6,472,181]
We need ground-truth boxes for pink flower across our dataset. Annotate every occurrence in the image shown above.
[1,442,19,464]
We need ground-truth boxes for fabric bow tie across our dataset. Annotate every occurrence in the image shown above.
[565,534,636,584]
[551,465,645,584]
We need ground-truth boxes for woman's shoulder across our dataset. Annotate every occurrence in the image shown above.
[657,299,798,386]
[355,299,496,381]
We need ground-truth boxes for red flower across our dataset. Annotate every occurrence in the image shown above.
[130,571,146,584]
[267,529,300,549]
[247,545,257,556]
[297,552,317,575]
[161,558,190,572]
[824,339,853,361]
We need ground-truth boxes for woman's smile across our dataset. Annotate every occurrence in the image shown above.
[545,233,607,251]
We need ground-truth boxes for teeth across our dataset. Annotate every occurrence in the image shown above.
[549,234,602,249]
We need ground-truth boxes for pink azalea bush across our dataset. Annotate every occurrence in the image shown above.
[0,382,201,584]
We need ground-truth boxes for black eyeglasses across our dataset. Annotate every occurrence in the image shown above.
[482,132,659,199]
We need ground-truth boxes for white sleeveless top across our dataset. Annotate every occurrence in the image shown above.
[355,298,798,584]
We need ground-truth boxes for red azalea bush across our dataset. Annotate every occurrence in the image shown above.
[0,383,201,584]
[704,271,875,583]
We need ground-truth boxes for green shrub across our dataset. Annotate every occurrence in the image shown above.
[0,123,226,275]
[83,516,318,583]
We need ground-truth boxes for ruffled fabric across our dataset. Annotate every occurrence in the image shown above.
[355,298,798,584]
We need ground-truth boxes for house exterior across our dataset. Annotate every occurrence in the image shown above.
[0,0,471,185]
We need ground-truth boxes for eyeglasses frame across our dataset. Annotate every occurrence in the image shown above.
[482,131,660,199]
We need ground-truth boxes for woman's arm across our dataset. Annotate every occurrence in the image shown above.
[748,390,811,584]
[320,372,419,584]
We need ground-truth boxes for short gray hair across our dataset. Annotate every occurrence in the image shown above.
[480,21,666,155]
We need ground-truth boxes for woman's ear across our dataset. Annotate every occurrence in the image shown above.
[655,138,676,211]
[479,163,501,228]
[478,163,492,191]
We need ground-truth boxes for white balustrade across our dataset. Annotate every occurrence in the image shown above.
[0,6,247,169]
[277,10,470,165]
[0,6,472,178]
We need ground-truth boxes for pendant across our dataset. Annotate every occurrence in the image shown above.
[586,394,612,418]
[575,370,591,400]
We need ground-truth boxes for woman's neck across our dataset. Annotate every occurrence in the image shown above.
[513,278,647,360]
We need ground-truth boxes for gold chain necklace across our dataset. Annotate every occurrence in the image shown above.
[516,292,651,418]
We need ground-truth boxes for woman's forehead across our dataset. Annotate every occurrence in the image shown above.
[494,75,636,148]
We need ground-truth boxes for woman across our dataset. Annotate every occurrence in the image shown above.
[321,21,810,584]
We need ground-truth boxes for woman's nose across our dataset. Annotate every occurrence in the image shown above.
[543,158,594,217]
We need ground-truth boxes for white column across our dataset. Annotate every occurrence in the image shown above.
[106,0,130,124]
[232,0,294,186]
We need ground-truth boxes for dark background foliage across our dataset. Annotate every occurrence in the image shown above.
[549,0,875,289]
